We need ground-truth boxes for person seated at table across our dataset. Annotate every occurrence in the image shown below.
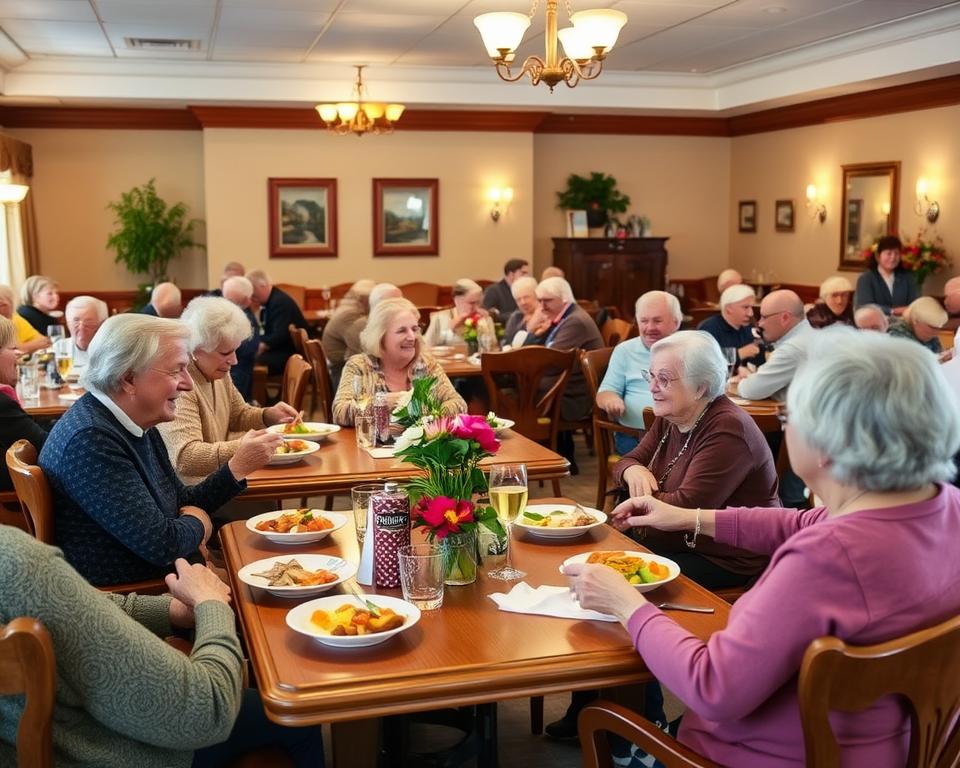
[369,281,403,310]
[208,260,246,297]
[333,297,466,426]
[944,276,960,316]
[220,275,260,402]
[854,235,918,315]
[423,278,495,348]
[0,530,324,767]
[157,296,294,486]
[0,284,48,353]
[322,278,375,389]
[697,284,762,367]
[248,269,308,376]
[0,316,47,492]
[140,281,183,318]
[503,275,549,348]
[17,274,61,335]
[716,268,742,295]
[53,295,108,378]
[806,275,854,328]
[482,258,530,320]
[855,303,889,332]
[541,265,564,281]
[567,329,960,768]
[887,296,947,354]
[598,291,682,456]
[39,314,277,587]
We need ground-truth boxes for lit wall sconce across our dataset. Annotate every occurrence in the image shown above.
[489,186,513,222]
[915,178,940,223]
[880,201,891,216]
[0,184,28,205]
[805,184,826,223]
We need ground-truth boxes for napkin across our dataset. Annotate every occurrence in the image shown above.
[58,392,82,401]
[365,446,396,459]
[488,582,617,622]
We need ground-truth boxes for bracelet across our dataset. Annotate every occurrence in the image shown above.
[684,508,701,549]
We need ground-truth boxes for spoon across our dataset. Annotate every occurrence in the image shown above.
[656,602,714,614]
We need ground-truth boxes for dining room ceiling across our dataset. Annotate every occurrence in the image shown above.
[0,0,958,113]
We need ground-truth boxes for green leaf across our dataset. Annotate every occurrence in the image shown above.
[522,511,545,521]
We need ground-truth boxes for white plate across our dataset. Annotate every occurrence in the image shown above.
[245,510,347,545]
[489,416,515,435]
[238,554,356,598]
[286,594,421,647]
[559,551,680,593]
[267,439,321,465]
[514,504,606,539]
[430,345,454,357]
[267,422,341,442]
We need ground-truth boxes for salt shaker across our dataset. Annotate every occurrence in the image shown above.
[371,484,410,588]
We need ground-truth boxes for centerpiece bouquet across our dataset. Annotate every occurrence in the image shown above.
[461,313,483,354]
[862,232,950,289]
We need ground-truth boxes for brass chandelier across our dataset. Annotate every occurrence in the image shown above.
[474,0,627,91]
[316,66,405,136]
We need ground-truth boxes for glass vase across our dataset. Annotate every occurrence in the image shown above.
[440,530,478,585]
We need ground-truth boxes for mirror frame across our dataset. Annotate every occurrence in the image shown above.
[839,161,900,271]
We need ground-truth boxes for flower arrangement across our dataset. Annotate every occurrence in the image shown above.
[461,313,482,344]
[861,232,950,288]
[391,376,443,430]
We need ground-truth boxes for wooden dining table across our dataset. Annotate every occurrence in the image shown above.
[221,510,730,766]
[23,384,80,418]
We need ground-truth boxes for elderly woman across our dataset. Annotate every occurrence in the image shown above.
[38,314,280,587]
[503,275,549,347]
[423,278,496,348]
[567,329,960,767]
[0,284,48,353]
[321,278,375,388]
[854,235,919,315]
[17,274,61,335]
[887,296,947,354]
[0,316,47,492]
[807,275,854,328]
[333,297,466,426]
[157,296,295,486]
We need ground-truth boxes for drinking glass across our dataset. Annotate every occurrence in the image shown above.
[352,376,372,415]
[721,347,737,376]
[486,463,528,581]
[351,482,386,544]
[18,362,39,402]
[398,543,444,611]
[355,415,375,451]
[46,325,65,345]
[320,285,331,309]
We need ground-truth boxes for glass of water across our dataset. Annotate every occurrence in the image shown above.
[398,543,444,611]
[351,482,386,544]
[721,347,737,376]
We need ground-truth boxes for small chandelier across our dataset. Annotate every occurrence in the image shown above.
[315,66,405,136]
[474,0,626,91]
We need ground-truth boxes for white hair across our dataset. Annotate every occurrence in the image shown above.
[65,295,108,323]
[854,304,888,331]
[636,290,683,326]
[246,269,270,289]
[369,283,401,309]
[650,330,727,400]
[788,327,960,491]
[360,297,421,358]
[719,284,756,310]
[452,278,482,298]
[511,275,538,299]
[222,275,253,302]
[537,276,575,303]
[180,296,253,354]
[82,314,189,394]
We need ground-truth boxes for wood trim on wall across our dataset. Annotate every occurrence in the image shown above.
[0,107,202,130]
[535,113,729,136]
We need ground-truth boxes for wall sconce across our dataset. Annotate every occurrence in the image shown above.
[489,186,513,222]
[805,184,826,223]
[0,184,28,206]
[915,178,940,223]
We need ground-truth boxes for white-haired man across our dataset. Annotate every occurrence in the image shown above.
[247,269,308,376]
[698,284,762,367]
[55,295,109,377]
[221,275,260,401]
[140,282,182,318]
[596,291,682,455]
[854,304,889,333]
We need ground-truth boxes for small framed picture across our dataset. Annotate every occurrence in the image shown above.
[373,178,439,256]
[738,201,757,233]
[775,199,795,232]
[268,178,337,258]
[566,210,589,238]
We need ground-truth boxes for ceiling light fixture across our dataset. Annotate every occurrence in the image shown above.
[474,1,627,91]
[316,66,405,137]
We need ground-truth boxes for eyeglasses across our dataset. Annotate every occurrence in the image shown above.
[639,369,683,389]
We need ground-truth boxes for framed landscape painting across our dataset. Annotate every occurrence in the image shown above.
[775,199,795,232]
[373,178,439,256]
[268,178,337,258]
[738,200,757,233]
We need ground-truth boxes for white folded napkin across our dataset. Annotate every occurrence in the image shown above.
[488,582,617,622]
[365,446,396,458]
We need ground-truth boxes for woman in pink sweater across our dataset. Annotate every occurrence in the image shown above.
[566,328,960,767]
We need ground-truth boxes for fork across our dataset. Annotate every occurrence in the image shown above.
[656,602,714,613]
[344,581,380,617]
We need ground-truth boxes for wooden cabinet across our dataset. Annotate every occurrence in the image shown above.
[551,238,668,321]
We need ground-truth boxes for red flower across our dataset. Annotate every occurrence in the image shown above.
[414,496,474,539]
[450,414,500,454]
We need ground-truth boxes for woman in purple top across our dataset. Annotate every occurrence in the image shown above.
[566,327,960,767]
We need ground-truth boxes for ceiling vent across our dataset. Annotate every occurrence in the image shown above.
[124,37,201,51]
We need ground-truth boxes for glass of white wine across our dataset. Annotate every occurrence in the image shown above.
[352,375,372,416]
[487,463,528,581]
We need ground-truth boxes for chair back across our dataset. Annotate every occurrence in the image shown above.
[6,440,54,544]
[398,282,440,306]
[799,614,960,768]
[281,354,313,412]
[275,283,306,308]
[302,338,335,423]
[642,406,656,431]
[0,617,55,768]
[289,323,306,356]
[480,347,575,447]
[600,318,632,347]
[417,306,444,333]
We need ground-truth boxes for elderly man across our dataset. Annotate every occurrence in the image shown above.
[716,268,743,295]
[140,282,182,318]
[597,290,682,454]
[54,295,108,376]
[482,258,530,320]
[0,284,48,352]
[888,296,948,354]
[38,314,277,587]
[944,276,960,315]
[504,275,549,347]
[698,284,762,366]
[369,282,402,310]
[208,261,246,297]
[247,269,308,376]
[322,278,375,388]
[221,275,260,401]
[854,304,889,332]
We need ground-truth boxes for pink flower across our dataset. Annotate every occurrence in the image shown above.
[422,417,453,441]
[417,496,474,539]
[450,414,500,454]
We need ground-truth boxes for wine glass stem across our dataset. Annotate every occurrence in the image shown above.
[503,522,512,570]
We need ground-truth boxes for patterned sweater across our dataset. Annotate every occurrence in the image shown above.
[39,393,245,586]
[0,526,243,768]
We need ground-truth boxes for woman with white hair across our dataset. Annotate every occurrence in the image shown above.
[38,313,278,587]
[17,274,61,335]
[503,275,549,347]
[158,296,297,485]
[567,330,960,767]
[423,278,495,347]
[0,284,49,352]
[887,296,948,354]
[333,297,465,426]
[807,275,854,328]
[321,278,375,388]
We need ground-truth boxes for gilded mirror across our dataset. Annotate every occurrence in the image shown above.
[839,161,900,270]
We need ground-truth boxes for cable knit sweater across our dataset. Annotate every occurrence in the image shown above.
[0,526,243,768]
[39,393,244,586]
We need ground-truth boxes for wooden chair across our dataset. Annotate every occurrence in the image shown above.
[280,354,312,413]
[0,617,55,768]
[600,317,633,347]
[398,282,440,306]
[288,323,306,356]
[480,347,575,496]
[417,305,444,333]
[275,282,306,308]
[300,336,334,423]
[580,613,960,768]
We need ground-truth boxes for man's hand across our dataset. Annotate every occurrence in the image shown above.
[596,391,626,419]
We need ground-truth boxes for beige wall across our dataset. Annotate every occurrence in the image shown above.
[729,103,960,294]
[202,128,533,289]
[9,129,207,291]
[533,133,732,281]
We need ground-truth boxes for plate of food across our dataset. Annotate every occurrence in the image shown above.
[245,509,347,545]
[267,420,340,442]
[237,554,356,598]
[286,594,421,647]
[267,438,320,465]
[559,550,679,593]
[514,503,606,539]
[485,413,515,435]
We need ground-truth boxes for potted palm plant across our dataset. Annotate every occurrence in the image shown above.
[556,172,631,228]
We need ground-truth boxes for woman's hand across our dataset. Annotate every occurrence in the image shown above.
[263,401,298,426]
[610,495,694,534]
[227,428,284,479]
[164,558,231,609]
[622,465,659,499]
[563,562,647,625]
